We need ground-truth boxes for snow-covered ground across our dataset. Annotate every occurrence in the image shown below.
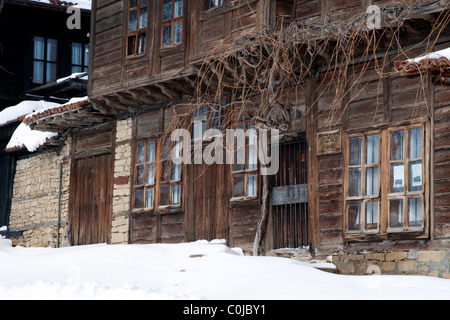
[0,238,449,300]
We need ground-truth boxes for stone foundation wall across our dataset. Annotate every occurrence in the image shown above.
[111,118,132,244]
[9,139,71,247]
[332,250,450,279]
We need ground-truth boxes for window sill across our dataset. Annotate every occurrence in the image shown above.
[386,227,424,234]
[229,196,258,207]
[345,228,428,242]
[125,53,147,61]
[132,205,183,215]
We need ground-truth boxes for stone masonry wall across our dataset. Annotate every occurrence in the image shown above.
[9,138,71,247]
[332,250,450,279]
[111,118,133,244]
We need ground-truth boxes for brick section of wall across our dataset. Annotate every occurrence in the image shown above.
[9,139,71,247]
[111,118,133,244]
[332,250,450,279]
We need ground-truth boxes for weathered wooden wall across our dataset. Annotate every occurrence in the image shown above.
[90,0,262,99]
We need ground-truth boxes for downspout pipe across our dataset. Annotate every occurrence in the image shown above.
[57,160,63,248]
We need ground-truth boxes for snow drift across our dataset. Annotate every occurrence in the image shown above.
[0,238,449,300]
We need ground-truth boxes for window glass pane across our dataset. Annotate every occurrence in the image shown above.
[138,32,147,53]
[136,165,145,185]
[349,137,362,166]
[137,143,145,164]
[248,146,257,170]
[147,142,155,162]
[162,25,172,46]
[161,160,171,181]
[72,66,82,74]
[348,168,361,197]
[46,62,57,83]
[163,0,172,20]
[409,127,422,159]
[129,10,137,31]
[171,163,181,181]
[146,164,154,185]
[232,176,244,198]
[408,198,422,227]
[390,164,404,193]
[160,185,170,206]
[174,0,183,17]
[127,35,136,55]
[174,21,183,43]
[84,44,89,67]
[34,37,45,60]
[135,189,144,209]
[348,203,361,231]
[365,201,378,230]
[162,138,171,160]
[145,188,154,208]
[130,0,137,8]
[366,134,379,164]
[171,184,181,204]
[409,160,422,192]
[139,7,148,28]
[140,0,148,4]
[365,166,378,196]
[47,39,57,62]
[246,175,257,197]
[391,130,404,161]
[210,0,223,8]
[72,42,82,65]
[389,199,403,228]
[33,61,44,84]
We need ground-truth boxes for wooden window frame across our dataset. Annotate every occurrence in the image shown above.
[345,131,381,234]
[32,36,57,84]
[127,0,149,57]
[191,100,227,141]
[386,124,426,233]
[344,121,429,240]
[71,42,89,73]
[132,138,182,213]
[230,123,259,201]
[161,0,184,47]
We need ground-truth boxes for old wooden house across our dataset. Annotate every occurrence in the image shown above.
[7,0,450,277]
[0,0,90,239]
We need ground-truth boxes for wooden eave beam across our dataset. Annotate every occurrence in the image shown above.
[154,83,182,101]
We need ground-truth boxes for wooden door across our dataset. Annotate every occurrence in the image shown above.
[69,123,114,246]
[272,140,308,249]
[71,155,112,245]
[187,163,230,242]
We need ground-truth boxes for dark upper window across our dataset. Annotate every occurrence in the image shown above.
[127,0,149,56]
[162,0,183,47]
[71,42,89,73]
[33,36,57,84]
[209,0,224,8]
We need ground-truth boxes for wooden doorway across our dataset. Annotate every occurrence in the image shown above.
[272,140,308,249]
[69,123,114,246]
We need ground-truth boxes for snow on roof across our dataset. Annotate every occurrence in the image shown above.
[56,72,88,83]
[5,122,58,152]
[0,100,61,126]
[407,47,450,63]
[24,96,89,123]
[28,0,91,10]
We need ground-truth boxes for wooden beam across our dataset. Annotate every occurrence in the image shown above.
[154,83,182,101]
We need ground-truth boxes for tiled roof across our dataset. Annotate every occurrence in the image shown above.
[394,57,450,76]
[23,98,90,124]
